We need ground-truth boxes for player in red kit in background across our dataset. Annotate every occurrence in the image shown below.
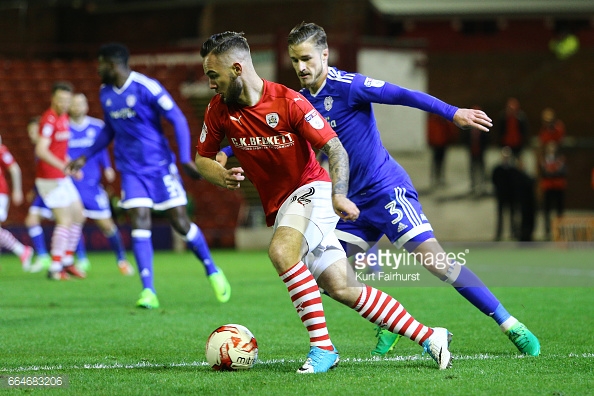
[0,134,34,269]
[35,82,86,280]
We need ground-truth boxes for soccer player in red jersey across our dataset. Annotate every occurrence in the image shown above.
[0,135,33,269]
[35,82,86,280]
[196,32,453,373]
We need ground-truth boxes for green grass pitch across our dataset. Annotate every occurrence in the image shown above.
[0,247,592,395]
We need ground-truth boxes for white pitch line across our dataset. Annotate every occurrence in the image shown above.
[1,353,592,373]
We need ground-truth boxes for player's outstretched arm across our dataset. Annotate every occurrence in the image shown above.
[320,137,359,221]
[195,152,244,190]
[453,108,493,132]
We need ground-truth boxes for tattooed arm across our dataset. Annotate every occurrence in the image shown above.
[320,137,360,221]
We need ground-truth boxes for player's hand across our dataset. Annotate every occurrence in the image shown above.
[181,162,203,180]
[11,190,23,206]
[224,167,245,190]
[216,151,229,167]
[453,108,492,132]
[104,167,116,183]
[72,169,84,181]
[332,194,360,221]
[65,156,87,174]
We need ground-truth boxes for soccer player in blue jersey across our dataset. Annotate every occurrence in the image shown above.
[67,43,230,308]
[285,22,539,356]
[220,22,539,357]
[68,92,134,276]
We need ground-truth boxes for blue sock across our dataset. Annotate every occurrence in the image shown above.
[132,229,155,292]
[76,234,87,260]
[451,265,501,317]
[105,228,126,262]
[185,223,218,276]
[28,226,48,256]
[492,304,512,326]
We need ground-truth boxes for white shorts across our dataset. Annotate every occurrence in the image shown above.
[35,177,81,209]
[274,181,346,280]
[0,194,8,222]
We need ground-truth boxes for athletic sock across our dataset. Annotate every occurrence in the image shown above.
[28,225,48,256]
[104,227,126,262]
[185,223,218,276]
[132,229,155,292]
[50,225,69,271]
[280,262,333,351]
[443,261,502,319]
[76,234,87,261]
[353,285,433,345]
[0,228,25,256]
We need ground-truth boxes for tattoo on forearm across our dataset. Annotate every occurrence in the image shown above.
[321,137,349,196]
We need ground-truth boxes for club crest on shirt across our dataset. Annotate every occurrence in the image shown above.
[105,99,112,107]
[266,113,279,128]
[324,96,333,111]
[200,123,207,143]
[126,95,137,107]
[86,128,97,138]
[304,109,324,130]
[363,77,386,88]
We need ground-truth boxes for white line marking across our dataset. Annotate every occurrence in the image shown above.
[1,353,592,373]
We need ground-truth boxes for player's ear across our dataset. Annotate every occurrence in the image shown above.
[232,62,242,76]
[321,48,329,64]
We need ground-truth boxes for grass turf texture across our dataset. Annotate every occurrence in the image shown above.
[0,248,592,395]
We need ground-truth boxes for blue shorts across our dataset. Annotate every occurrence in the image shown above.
[335,180,434,254]
[73,181,112,220]
[120,163,187,211]
[29,193,53,220]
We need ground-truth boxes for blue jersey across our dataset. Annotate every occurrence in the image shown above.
[69,115,110,186]
[94,71,192,175]
[300,67,458,200]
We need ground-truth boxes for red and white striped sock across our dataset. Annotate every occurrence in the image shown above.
[0,228,25,255]
[280,262,333,351]
[63,222,83,266]
[50,225,69,272]
[353,285,433,345]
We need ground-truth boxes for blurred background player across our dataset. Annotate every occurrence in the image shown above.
[35,82,86,280]
[67,43,230,308]
[0,133,33,269]
[67,92,133,275]
[25,117,53,271]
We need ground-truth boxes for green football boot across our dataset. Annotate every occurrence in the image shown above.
[136,288,160,309]
[371,326,401,356]
[506,322,540,356]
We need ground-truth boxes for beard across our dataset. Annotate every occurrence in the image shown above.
[222,76,243,104]
[299,67,323,90]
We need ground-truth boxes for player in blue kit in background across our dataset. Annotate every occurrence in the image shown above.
[67,43,230,308]
[219,22,539,357]
[68,92,134,276]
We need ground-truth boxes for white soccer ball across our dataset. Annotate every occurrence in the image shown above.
[205,324,258,371]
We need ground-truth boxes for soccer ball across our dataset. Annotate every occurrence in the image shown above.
[205,324,258,371]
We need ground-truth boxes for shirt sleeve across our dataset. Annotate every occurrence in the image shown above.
[151,86,192,164]
[289,92,337,149]
[82,121,115,159]
[197,101,225,158]
[350,74,458,121]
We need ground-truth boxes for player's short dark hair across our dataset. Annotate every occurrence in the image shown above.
[288,22,328,50]
[98,42,130,64]
[200,31,250,58]
[52,81,73,95]
[28,116,40,126]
